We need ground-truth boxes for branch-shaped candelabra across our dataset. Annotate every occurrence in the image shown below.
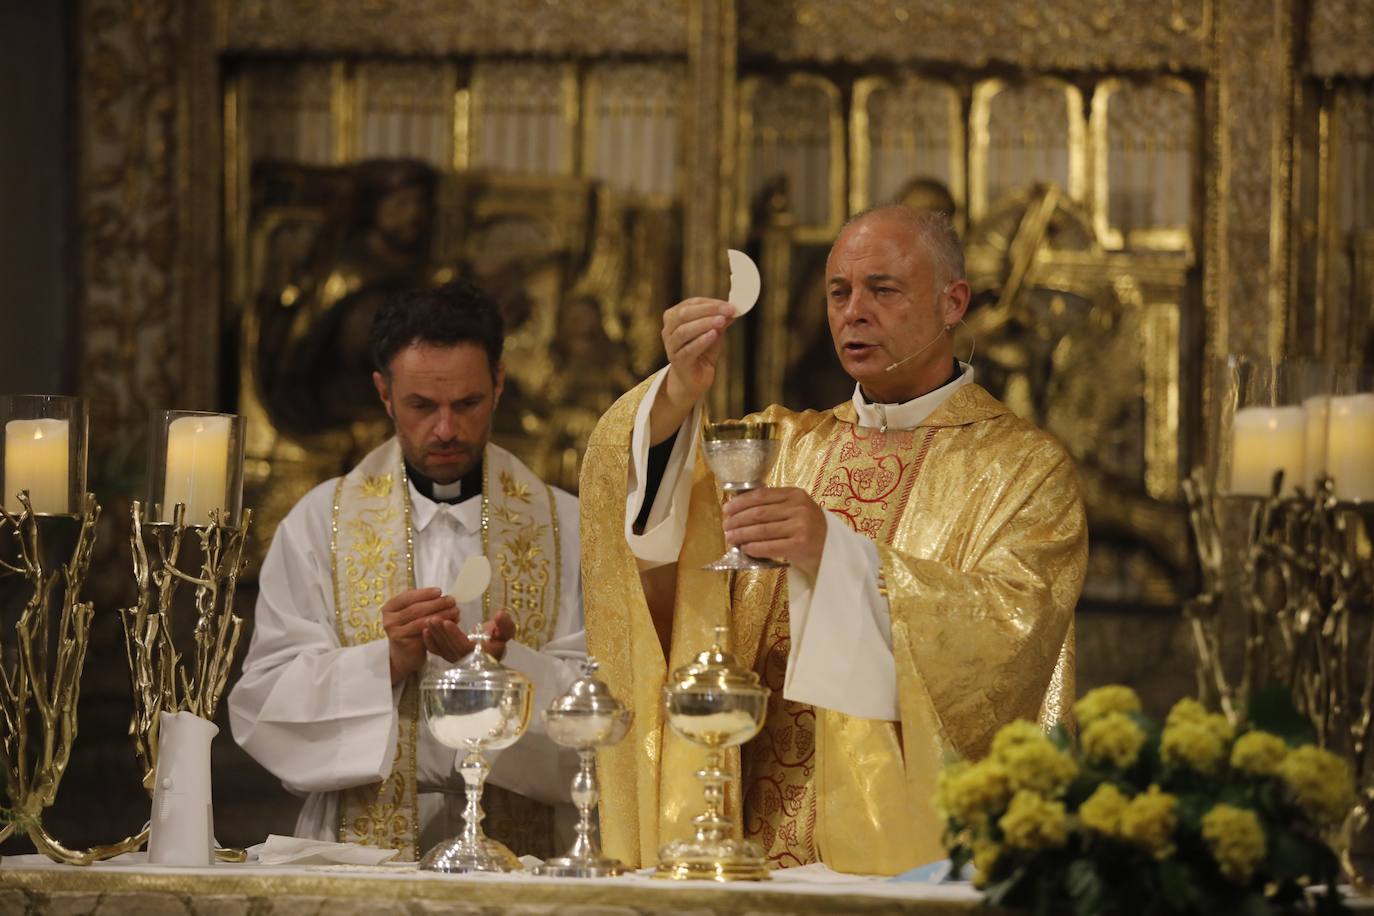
[0,493,101,863]
[1184,470,1374,777]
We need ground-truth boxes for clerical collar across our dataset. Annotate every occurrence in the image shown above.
[404,459,483,505]
[852,360,976,432]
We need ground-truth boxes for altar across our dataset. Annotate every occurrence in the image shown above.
[0,857,990,915]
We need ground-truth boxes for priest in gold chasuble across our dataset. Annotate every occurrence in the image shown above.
[582,206,1087,875]
[231,281,585,860]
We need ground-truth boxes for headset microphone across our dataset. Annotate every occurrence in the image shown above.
[884,325,951,373]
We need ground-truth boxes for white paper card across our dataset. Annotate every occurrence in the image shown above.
[727,249,761,316]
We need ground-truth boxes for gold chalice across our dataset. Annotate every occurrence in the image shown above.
[419,629,533,873]
[655,625,770,881]
[701,421,782,571]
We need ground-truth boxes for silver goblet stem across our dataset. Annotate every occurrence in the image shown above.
[458,750,489,854]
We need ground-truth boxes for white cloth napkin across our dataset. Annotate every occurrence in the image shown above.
[247,834,400,866]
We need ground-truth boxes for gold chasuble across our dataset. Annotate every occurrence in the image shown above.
[332,437,562,860]
[582,380,1086,875]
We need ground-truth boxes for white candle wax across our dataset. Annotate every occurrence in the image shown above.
[1230,406,1306,497]
[1303,395,1329,491]
[4,419,70,514]
[1327,393,1374,502]
[163,415,231,525]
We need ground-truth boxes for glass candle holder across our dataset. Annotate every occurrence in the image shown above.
[0,395,88,516]
[1329,365,1374,504]
[1212,356,1323,499]
[146,410,245,527]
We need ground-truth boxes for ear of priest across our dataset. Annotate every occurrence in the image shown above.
[582,205,1088,874]
[229,279,586,862]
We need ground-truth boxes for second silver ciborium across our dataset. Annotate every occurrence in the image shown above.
[420,629,533,873]
[532,657,633,877]
[702,421,782,571]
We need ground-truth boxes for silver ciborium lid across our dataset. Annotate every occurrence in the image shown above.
[419,628,533,873]
[532,657,634,878]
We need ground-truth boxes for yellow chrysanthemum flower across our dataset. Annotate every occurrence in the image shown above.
[1161,720,1225,773]
[1074,685,1142,726]
[1078,782,1128,836]
[990,720,1050,760]
[1000,739,1079,798]
[1165,697,1207,727]
[1118,785,1177,857]
[998,790,1069,851]
[1201,804,1266,884]
[1081,712,1147,769]
[1278,745,1356,824]
[971,837,1002,888]
[1230,731,1289,777]
[935,759,1013,825]
[1204,712,1235,744]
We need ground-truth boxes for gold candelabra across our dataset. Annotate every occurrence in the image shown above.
[0,494,103,863]
[1183,469,1374,774]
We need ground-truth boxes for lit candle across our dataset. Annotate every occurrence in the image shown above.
[1327,394,1374,502]
[163,415,230,525]
[3,419,70,514]
[1302,395,1329,491]
[1230,406,1306,497]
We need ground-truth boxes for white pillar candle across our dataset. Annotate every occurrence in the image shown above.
[1303,395,1330,491]
[3,419,70,514]
[1230,406,1306,497]
[1327,393,1374,502]
[163,415,230,525]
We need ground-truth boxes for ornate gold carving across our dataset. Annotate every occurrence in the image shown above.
[686,0,739,421]
[1309,0,1374,78]
[356,61,458,166]
[471,61,578,176]
[737,0,1210,70]
[737,74,844,244]
[970,78,1086,223]
[583,62,687,200]
[1090,79,1198,253]
[223,0,690,56]
[850,76,964,220]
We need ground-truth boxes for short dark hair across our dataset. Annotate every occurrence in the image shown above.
[370,279,505,378]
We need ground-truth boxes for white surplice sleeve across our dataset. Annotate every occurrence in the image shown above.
[782,512,899,721]
[228,480,399,795]
[621,369,899,721]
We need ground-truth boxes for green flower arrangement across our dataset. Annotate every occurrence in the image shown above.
[937,686,1356,915]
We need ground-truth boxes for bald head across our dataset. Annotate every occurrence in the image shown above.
[839,205,964,296]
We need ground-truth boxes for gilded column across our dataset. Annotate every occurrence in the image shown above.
[684,0,739,420]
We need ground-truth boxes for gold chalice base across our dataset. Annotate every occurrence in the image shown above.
[653,838,770,882]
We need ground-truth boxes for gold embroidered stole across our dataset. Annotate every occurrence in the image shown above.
[741,422,937,868]
[331,440,564,860]
[474,443,563,857]
[332,439,421,860]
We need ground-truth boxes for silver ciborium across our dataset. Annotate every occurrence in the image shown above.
[655,625,770,881]
[701,421,782,571]
[419,629,533,873]
[532,657,633,877]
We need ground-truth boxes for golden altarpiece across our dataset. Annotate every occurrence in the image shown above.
[72,0,1374,651]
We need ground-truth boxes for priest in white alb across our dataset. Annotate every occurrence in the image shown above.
[229,280,585,861]
[582,206,1088,874]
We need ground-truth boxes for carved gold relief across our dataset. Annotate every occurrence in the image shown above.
[1090,79,1198,255]
[583,62,687,201]
[850,76,965,225]
[222,0,690,56]
[1309,0,1374,78]
[970,78,1086,224]
[736,0,1210,70]
[737,74,844,244]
